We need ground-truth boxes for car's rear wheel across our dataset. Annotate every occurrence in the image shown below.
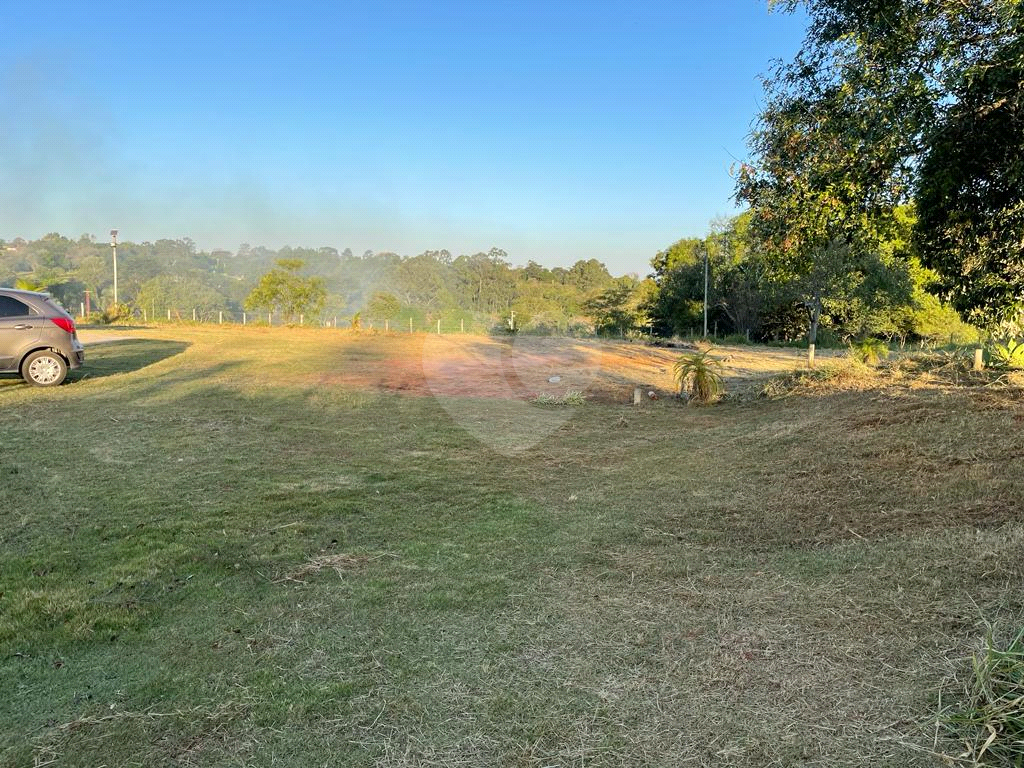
[22,350,68,387]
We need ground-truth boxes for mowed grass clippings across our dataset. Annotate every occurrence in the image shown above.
[0,325,1021,767]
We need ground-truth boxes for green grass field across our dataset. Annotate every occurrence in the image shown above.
[2,326,1022,767]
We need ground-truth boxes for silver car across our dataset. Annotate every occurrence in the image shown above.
[0,288,85,386]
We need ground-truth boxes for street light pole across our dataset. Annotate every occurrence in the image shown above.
[110,229,119,306]
[702,243,709,338]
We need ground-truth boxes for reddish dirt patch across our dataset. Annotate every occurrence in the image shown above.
[303,335,810,403]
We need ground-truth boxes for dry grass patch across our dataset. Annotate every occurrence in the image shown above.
[281,553,375,582]
[32,701,252,768]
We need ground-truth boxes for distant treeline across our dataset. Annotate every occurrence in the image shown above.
[0,219,979,344]
[0,234,649,335]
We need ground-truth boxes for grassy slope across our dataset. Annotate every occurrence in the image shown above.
[1,327,1022,767]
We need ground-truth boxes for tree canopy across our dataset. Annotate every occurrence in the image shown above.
[244,259,327,322]
[916,6,1024,325]
[744,0,1024,329]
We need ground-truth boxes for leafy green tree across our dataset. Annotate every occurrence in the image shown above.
[647,238,706,336]
[135,274,230,320]
[762,0,1022,327]
[907,292,982,345]
[394,251,455,310]
[648,220,771,339]
[735,8,923,362]
[650,238,703,276]
[452,249,516,313]
[916,7,1024,326]
[703,215,771,339]
[715,261,765,339]
[566,258,613,294]
[367,291,401,320]
[522,260,555,283]
[584,280,645,337]
[244,259,326,322]
[75,255,108,300]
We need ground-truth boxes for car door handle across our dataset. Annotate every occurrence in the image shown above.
[14,324,33,330]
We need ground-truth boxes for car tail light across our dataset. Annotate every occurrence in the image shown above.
[50,317,76,334]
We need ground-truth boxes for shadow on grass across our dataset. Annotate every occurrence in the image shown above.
[77,323,153,331]
[69,338,191,382]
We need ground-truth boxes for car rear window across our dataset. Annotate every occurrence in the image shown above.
[0,295,35,318]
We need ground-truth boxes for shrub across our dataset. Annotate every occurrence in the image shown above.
[720,333,752,345]
[531,390,586,406]
[758,363,876,398]
[849,338,890,366]
[764,329,845,349]
[814,327,843,348]
[940,624,1024,766]
[987,339,1024,370]
[673,351,725,404]
[566,319,596,337]
[102,303,134,324]
[910,348,973,373]
[765,338,814,349]
[521,311,569,336]
[910,291,984,345]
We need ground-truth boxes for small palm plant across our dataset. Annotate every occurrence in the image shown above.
[14,277,48,292]
[849,338,889,366]
[673,351,725,404]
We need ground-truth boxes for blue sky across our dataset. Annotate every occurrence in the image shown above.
[0,1,807,275]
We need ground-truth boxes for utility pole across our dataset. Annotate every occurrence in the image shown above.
[110,229,119,306]
[702,242,709,338]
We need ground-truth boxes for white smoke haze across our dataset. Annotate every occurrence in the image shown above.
[0,56,667,273]
[0,58,113,236]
